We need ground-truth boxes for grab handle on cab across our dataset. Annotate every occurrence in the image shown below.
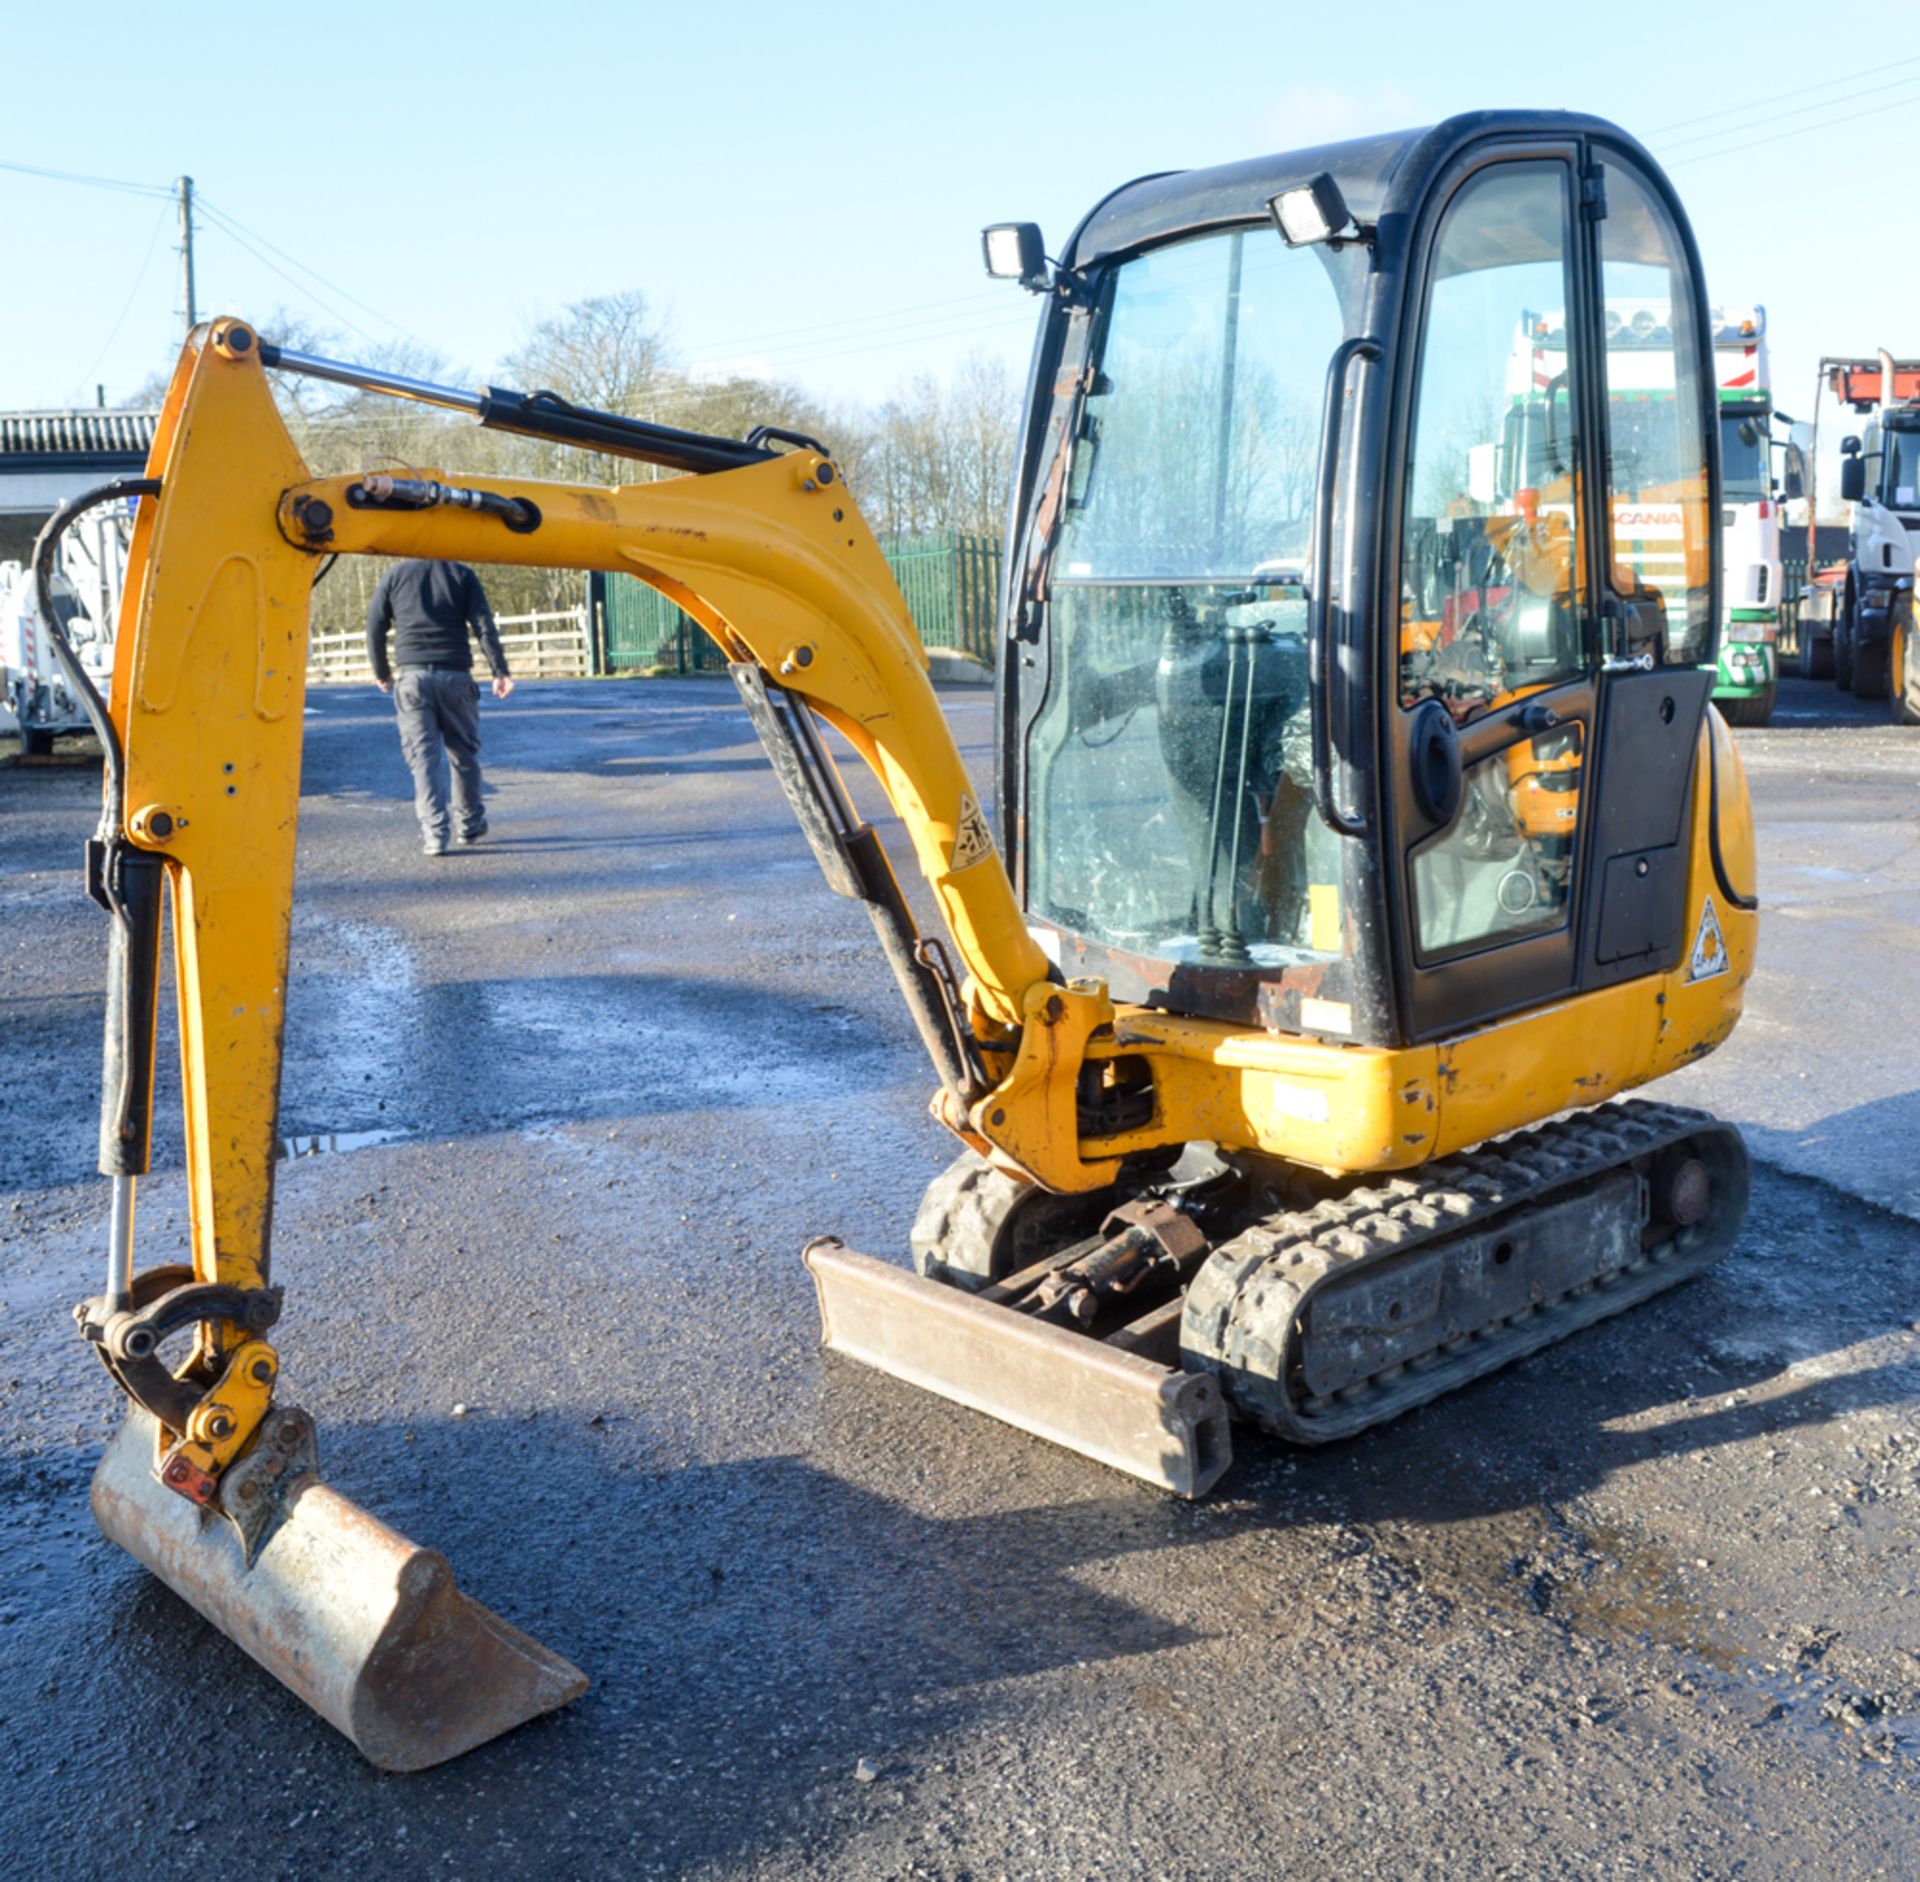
[1309,335,1381,839]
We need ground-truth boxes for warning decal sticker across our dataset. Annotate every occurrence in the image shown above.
[950,792,996,872]
[1687,896,1729,982]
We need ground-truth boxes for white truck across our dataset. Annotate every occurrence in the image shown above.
[0,409,151,754]
[1490,302,1797,725]
[1708,307,1792,726]
[1829,353,1920,712]
[0,545,119,754]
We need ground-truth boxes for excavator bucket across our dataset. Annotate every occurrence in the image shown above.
[92,1408,586,1771]
[804,1240,1232,1498]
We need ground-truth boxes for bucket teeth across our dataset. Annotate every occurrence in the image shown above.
[92,1407,587,1771]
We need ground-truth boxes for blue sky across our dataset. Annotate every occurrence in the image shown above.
[3,0,1911,441]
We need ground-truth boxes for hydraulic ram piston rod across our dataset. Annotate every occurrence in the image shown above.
[254,337,778,476]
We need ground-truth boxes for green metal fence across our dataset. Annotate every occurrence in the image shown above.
[600,530,1002,673]
[600,574,731,674]
[879,531,1001,660]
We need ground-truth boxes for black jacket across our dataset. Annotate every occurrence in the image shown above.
[365,560,509,684]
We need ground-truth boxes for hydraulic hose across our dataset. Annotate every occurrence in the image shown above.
[31,476,163,1314]
[29,476,161,836]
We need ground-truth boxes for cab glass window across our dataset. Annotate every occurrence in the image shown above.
[1414,724,1584,957]
[1718,411,1768,504]
[1027,228,1351,966]
[1597,164,1713,663]
[1884,425,1920,508]
[1399,162,1586,725]
[1052,231,1338,579]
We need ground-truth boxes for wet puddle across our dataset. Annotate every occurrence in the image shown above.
[1504,1514,1746,1675]
[277,1128,409,1160]
[1428,1504,1920,1767]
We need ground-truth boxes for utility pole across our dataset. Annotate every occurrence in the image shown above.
[176,176,197,338]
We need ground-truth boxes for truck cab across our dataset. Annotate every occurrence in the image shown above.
[1710,309,1783,725]
[1838,413,1919,696]
[1832,359,1920,699]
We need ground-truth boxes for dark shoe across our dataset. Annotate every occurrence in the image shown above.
[457,818,489,846]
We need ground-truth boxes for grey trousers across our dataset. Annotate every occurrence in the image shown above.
[393,667,485,842]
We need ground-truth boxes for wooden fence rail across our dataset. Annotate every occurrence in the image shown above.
[308,607,592,683]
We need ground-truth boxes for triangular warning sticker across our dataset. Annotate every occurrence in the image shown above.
[1687,896,1729,982]
[950,791,996,872]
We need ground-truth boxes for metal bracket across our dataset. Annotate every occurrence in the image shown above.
[75,1270,282,1437]
[215,1404,320,1564]
[728,662,985,1103]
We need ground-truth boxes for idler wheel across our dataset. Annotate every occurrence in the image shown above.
[1651,1149,1711,1228]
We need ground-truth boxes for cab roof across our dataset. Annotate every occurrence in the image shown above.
[1064,108,1649,271]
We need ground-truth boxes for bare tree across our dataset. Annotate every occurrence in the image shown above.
[504,290,671,414]
[134,286,1029,645]
[949,351,1020,537]
[843,353,1017,542]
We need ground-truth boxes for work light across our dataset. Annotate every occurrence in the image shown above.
[1267,174,1352,247]
[981,223,1047,291]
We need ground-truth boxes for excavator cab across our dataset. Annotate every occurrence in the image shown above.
[995,113,1726,1045]
[48,109,1754,1774]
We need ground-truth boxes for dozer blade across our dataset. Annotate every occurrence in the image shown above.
[804,1239,1231,1497]
[92,1407,587,1771]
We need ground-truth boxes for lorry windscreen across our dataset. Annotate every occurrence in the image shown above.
[1883,423,1920,510]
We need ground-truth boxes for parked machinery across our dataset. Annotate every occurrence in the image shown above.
[1706,309,1801,726]
[1804,352,1920,710]
[42,111,1755,1771]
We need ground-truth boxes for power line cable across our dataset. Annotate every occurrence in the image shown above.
[0,155,172,199]
[1,151,1030,405]
[1655,70,1920,152]
[1665,84,1920,167]
[65,202,172,405]
[679,286,1012,364]
[740,307,1035,375]
[1646,53,1920,135]
[0,157,427,351]
[194,202,386,347]
[196,193,425,346]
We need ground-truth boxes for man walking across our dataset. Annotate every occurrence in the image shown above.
[366,559,515,855]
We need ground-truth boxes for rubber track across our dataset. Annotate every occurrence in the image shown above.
[1180,1100,1749,1444]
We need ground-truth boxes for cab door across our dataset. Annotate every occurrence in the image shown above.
[1385,142,1721,1041]
[1574,153,1723,992]
[1388,149,1602,1040]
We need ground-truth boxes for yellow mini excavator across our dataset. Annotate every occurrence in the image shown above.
[41,110,1756,1770]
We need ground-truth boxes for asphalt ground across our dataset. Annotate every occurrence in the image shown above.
[3,675,1918,1880]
